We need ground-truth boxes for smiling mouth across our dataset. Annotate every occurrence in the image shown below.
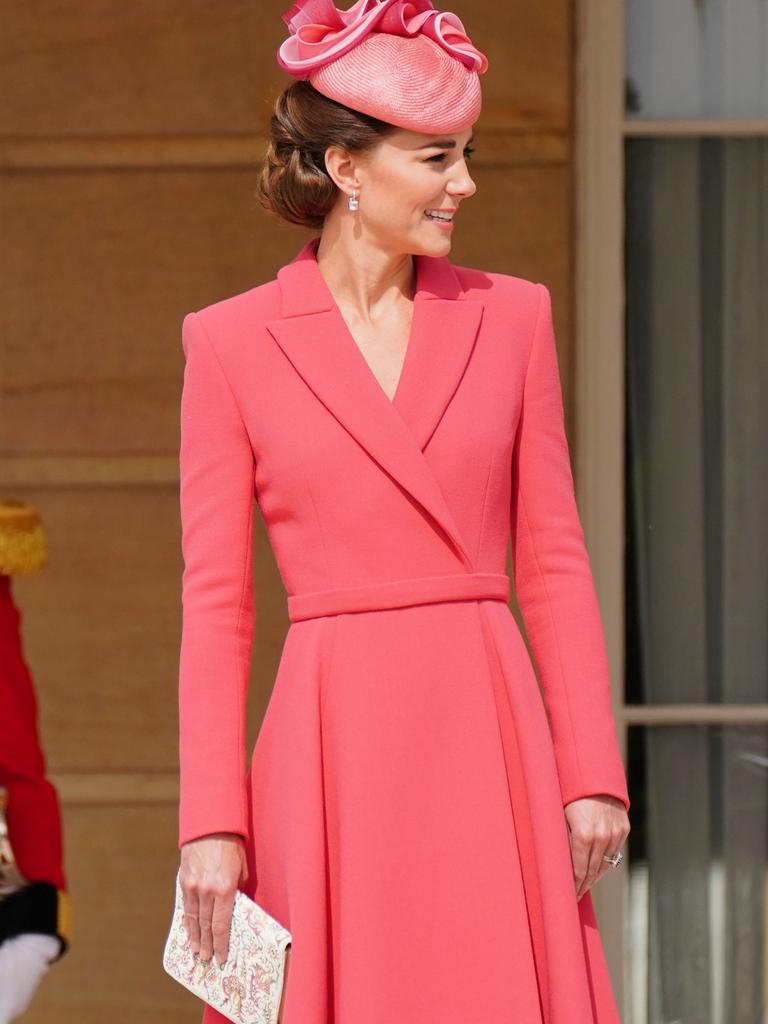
[424,209,455,222]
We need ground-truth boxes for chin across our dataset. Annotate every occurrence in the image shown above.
[401,230,453,259]
[424,236,452,255]
[421,224,452,243]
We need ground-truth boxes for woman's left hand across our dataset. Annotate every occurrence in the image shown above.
[563,794,630,901]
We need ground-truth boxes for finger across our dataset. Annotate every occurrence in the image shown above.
[577,839,602,900]
[595,843,617,884]
[574,842,590,901]
[599,828,627,880]
[212,891,235,965]
[181,885,201,955]
[568,828,590,900]
[578,829,612,899]
[197,889,215,962]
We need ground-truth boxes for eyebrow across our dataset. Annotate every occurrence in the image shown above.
[415,134,475,150]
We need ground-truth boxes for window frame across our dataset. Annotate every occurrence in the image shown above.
[574,2,768,1015]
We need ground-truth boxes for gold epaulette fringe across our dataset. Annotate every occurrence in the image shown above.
[0,499,48,575]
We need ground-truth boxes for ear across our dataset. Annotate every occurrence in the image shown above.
[323,144,364,193]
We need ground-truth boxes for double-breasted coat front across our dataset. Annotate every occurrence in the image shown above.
[176,235,631,1023]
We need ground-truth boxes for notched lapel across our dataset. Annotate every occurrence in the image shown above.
[393,296,484,452]
[265,238,485,570]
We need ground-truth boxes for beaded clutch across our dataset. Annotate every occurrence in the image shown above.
[162,870,292,1024]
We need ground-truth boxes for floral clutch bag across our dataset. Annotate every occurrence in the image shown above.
[162,870,292,1024]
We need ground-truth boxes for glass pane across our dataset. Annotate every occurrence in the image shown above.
[625,0,768,119]
[624,137,768,705]
[626,723,768,1024]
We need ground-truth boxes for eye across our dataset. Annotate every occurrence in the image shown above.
[425,146,476,164]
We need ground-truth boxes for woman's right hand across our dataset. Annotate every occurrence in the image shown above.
[179,832,249,966]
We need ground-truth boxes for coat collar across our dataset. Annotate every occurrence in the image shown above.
[265,237,485,569]
[277,235,464,316]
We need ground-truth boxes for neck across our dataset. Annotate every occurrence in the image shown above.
[315,217,416,321]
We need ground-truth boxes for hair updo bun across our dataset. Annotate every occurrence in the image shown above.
[254,80,398,230]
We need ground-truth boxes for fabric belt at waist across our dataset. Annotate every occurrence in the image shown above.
[287,572,510,623]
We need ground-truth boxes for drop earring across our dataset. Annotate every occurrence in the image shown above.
[348,190,359,212]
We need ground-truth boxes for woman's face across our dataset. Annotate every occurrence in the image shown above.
[328,125,477,256]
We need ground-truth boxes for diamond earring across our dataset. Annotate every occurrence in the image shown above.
[348,190,359,212]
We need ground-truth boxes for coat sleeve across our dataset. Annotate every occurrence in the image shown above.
[177,311,256,849]
[510,283,630,812]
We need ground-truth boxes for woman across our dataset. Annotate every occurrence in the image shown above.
[176,1,631,1021]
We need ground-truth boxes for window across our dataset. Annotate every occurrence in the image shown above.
[624,4,768,1022]
[576,3,768,1021]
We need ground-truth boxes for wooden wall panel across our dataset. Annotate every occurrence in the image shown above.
[1,169,273,456]
[1,1,571,138]
[12,485,287,771]
[11,485,184,771]
[472,1,572,129]
[1,1,266,137]
[20,803,195,1023]
[1,2,576,1020]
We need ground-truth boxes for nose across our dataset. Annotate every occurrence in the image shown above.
[447,161,477,200]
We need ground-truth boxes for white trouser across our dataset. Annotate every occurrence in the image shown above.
[0,933,59,1023]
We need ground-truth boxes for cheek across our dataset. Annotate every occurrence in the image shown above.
[373,167,436,217]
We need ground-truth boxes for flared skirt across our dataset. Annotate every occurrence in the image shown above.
[201,598,620,1024]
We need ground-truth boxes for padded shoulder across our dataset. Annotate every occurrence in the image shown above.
[451,262,541,309]
[191,278,283,341]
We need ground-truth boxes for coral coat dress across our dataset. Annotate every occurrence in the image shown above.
[177,235,630,1024]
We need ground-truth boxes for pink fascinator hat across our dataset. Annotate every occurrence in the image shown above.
[276,0,489,134]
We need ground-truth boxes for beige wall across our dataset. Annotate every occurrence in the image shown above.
[1,2,576,1019]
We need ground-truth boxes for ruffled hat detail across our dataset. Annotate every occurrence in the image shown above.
[276,0,489,133]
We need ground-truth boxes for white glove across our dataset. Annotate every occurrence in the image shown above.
[0,933,60,1023]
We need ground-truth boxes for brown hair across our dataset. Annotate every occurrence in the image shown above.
[254,80,399,230]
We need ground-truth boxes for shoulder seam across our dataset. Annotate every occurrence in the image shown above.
[187,311,250,435]
[522,282,546,390]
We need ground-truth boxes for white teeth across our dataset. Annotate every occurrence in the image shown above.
[425,210,453,221]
